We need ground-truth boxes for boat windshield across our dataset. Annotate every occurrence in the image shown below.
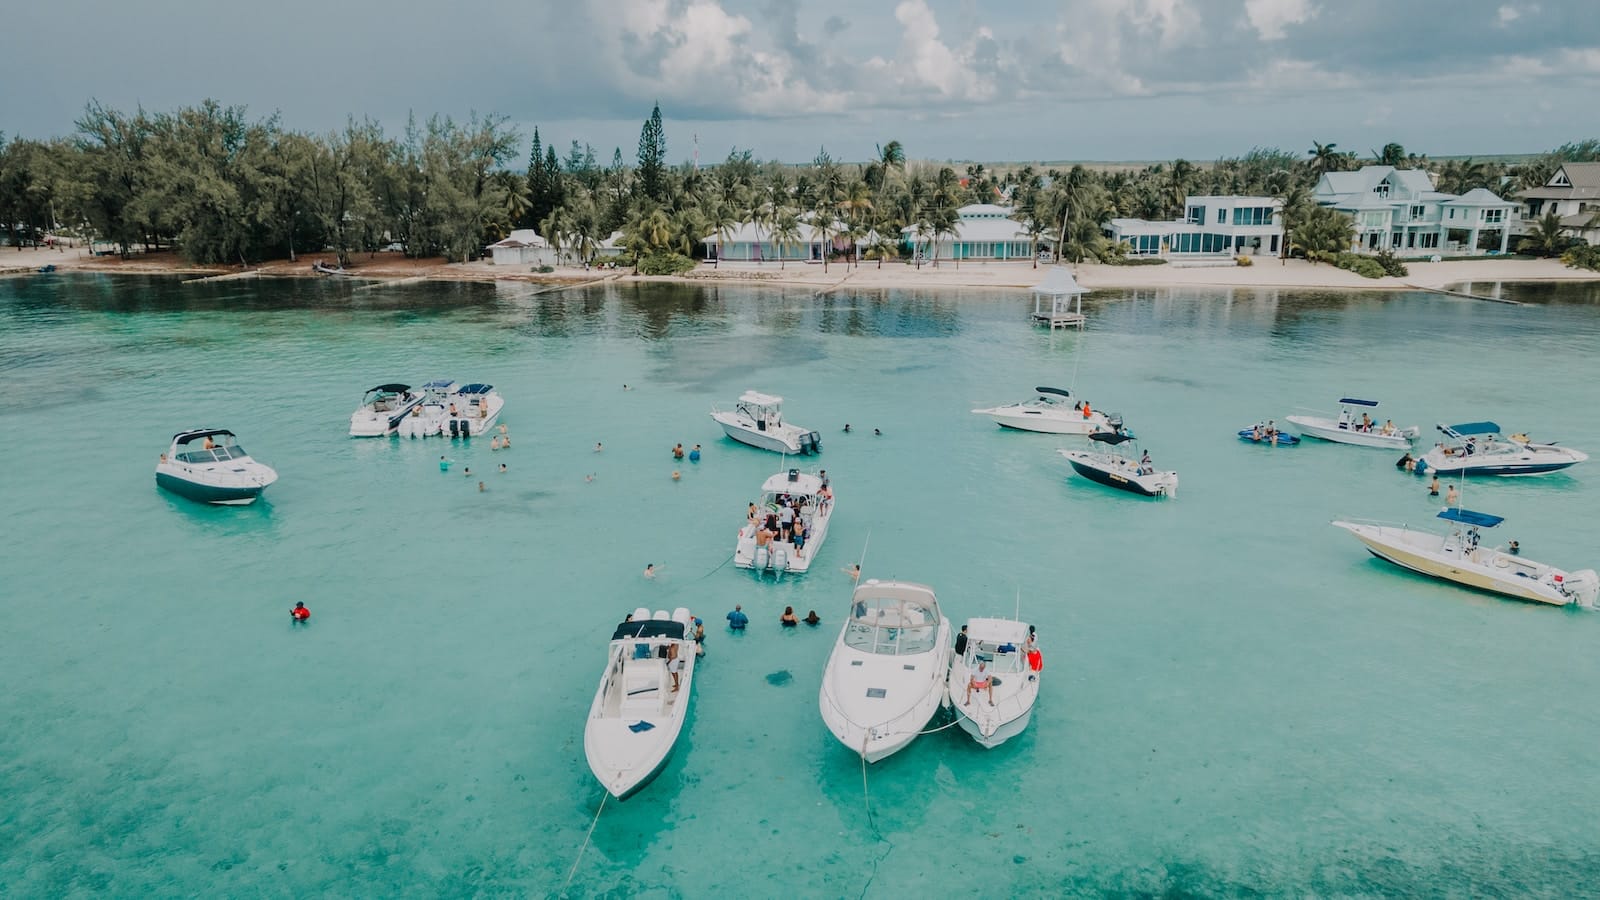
[175,445,249,464]
[968,642,1025,674]
[844,595,940,656]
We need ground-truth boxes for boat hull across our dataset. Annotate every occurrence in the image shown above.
[1414,455,1584,477]
[1333,521,1598,607]
[155,471,266,505]
[712,416,817,454]
[973,408,1105,435]
[1064,455,1177,498]
[1287,416,1416,449]
[954,703,1033,749]
[349,395,423,437]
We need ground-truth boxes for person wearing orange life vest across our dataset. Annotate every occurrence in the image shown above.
[1081,400,1092,419]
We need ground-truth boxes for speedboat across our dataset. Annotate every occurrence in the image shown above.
[1059,430,1177,498]
[819,580,952,763]
[349,384,422,437]
[971,387,1114,435]
[397,380,458,438]
[710,391,821,455]
[948,617,1041,749]
[155,429,278,505]
[583,607,697,800]
[1414,422,1588,477]
[443,383,504,438]
[1238,424,1300,446]
[1286,398,1418,449]
[1333,509,1599,607]
[735,468,834,576]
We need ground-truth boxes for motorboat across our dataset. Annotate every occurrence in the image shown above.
[948,617,1041,749]
[1059,430,1177,498]
[397,379,458,438]
[1286,398,1419,450]
[155,429,278,505]
[349,383,422,437]
[971,387,1115,435]
[583,607,697,800]
[734,468,834,577]
[1413,422,1588,477]
[819,580,952,763]
[1238,424,1300,446]
[443,383,504,438]
[1332,508,1599,607]
[710,391,821,455]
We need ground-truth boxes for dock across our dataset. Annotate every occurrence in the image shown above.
[1406,284,1521,305]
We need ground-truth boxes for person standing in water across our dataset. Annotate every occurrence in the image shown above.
[291,602,311,623]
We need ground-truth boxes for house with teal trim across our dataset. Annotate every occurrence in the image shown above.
[902,204,1040,262]
[1312,166,1517,255]
[1102,196,1283,258]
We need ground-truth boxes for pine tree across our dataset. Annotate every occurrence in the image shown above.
[636,103,666,203]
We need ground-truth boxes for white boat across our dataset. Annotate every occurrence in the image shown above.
[819,580,952,763]
[735,469,834,576]
[1413,422,1588,477]
[1286,398,1419,449]
[971,386,1115,435]
[1333,508,1599,607]
[1059,430,1177,498]
[155,429,278,505]
[948,617,1041,749]
[442,383,505,438]
[710,391,821,455]
[349,383,422,437]
[583,607,697,800]
[397,379,458,438]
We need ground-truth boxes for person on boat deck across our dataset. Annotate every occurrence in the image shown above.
[966,661,994,706]
[449,403,459,416]
[747,501,759,524]
[1251,424,1263,441]
[1361,412,1373,432]
[1381,419,1396,436]
[755,524,773,549]
[792,519,806,555]
[727,605,748,630]
[954,624,969,657]
[778,502,795,536]
[672,443,685,460]
[203,436,216,450]
[1139,450,1153,475]
[1081,401,1093,419]
[780,606,799,627]
[291,602,310,623]
[804,610,821,626]
[1445,484,1460,507]
[1429,474,1440,496]
[667,643,683,692]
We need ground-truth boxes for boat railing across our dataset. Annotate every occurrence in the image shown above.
[1332,516,1415,530]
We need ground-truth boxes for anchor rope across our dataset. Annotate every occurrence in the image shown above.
[560,791,607,895]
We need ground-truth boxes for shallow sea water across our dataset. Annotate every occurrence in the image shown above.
[3,273,1600,897]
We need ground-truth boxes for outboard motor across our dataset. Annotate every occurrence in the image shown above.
[447,419,460,437]
[754,545,769,570]
[807,431,822,453]
[773,546,790,571]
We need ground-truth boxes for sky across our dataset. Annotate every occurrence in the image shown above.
[4,0,1599,166]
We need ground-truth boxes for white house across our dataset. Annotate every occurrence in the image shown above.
[486,229,556,266]
[1517,162,1600,245]
[902,204,1039,261]
[1103,196,1283,258]
[700,220,850,262]
[1312,166,1518,255]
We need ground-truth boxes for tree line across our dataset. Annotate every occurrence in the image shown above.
[2,99,1597,267]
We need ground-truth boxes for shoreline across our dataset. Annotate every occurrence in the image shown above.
[5,245,1597,296]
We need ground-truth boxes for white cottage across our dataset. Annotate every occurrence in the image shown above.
[486,229,556,266]
[902,204,1039,261]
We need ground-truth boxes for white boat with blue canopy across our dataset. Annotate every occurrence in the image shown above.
[155,429,278,505]
[349,383,422,437]
[1332,508,1599,607]
[443,383,504,437]
[1414,421,1587,477]
[584,608,697,800]
[397,379,458,438]
[1286,398,1419,449]
[971,387,1116,435]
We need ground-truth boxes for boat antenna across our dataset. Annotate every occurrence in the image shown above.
[1014,586,1021,623]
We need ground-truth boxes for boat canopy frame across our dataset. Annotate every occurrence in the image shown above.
[1437,508,1505,528]
[1338,398,1380,407]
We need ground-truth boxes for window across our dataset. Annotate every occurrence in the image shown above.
[1448,209,1455,219]
[1552,170,1570,187]
[1409,205,1426,220]
[1375,182,1391,198]
[1483,209,1504,224]
[1186,206,1203,224]
[1231,207,1274,226]
[1418,232,1439,249]
[1217,208,1225,224]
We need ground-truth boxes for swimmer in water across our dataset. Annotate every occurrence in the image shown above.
[644,564,656,579]
[842,564,861,581]
[594,442,603,452]
[478,481,486,492]
[498,463,507,473]
[843,423,851,433]
[671,470,681,481]
[874,428,882,436]
[291,602,310,623]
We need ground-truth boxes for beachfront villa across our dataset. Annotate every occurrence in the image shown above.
[1517,163,1600,245]
[700,220,851,262]
[1102,196,1284,259]
[902,204,1039,262]
[486,229,555,266]
[1312,166,1519,256]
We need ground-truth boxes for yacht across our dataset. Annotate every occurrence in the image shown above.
[1413,422,1587,477]
[710,391,821,455]
[971,387,1114,435]
[819,580,952,763]
[948,617,1041,749]
[1286,398,1419,449]
[1333,509,1599,607]
[583,607,697,800]
[1059,431,1177,498]
[155,429,278,505]
[349,384,422,437]
[735,469,834,576]
[397,380,458,438]
[443,383,505,437]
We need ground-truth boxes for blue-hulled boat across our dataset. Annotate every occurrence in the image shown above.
[1414,422,1588,477]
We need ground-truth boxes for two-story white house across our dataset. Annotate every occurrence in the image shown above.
[1312,166,1518,255]
[1516,162,1600,245]
[1102,196,1284,258]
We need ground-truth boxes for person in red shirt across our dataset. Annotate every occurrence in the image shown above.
[291,602,311,623]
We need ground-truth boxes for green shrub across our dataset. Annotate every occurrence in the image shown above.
[1562,244,1600,271]
[1372,249,1409,277]
[1108,256,1168,266]
[636,252,697,276]
[534,264,555,273]
[1331,252,1388,279]
[1235,255,1253,267]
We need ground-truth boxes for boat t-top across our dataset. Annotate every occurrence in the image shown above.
[1286,398,1419,450]
[971,387,1115,435]
[397,379,458,438]
[349,383,422,437]
[155,429,278,505]
[735,468,834,577]
[583,607,698,800]
[1413,422,1587,477]
[710,391,821,455]
[819,580,952,763]
[443,383,504,437]
[1059,428,1178,498]
[1332,508,1599,608]
[948,617,1041,749]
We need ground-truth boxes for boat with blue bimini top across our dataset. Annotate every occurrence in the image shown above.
[1413,422,1588,477]
[1332,508,1599,608]
[349,383,422,437]
[711,391,821,455]
[734,468,834,577]
[397,379,458,438]
[1059,428,1177,498]
[584,608,697,800]
[1238,422,1299,446]
[155,429,278,505]
[1286,398,1419,450]
[971,387,1116,435]
[443,383,504,437]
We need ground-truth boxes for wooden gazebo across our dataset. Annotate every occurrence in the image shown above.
[1029,267,1089,329]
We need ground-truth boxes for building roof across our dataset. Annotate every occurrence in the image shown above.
[1556,162,1600,188]
[1559,211,1600,229]
[1314,166,1434,201]
[958,203,1014,218]
[1324,192,1394,211]
[701,220,840,245]
[487,228,547,249]
[1185,195,1282,206]
[904,217,1032,242]
[1031,267,1089,296]
[1442,187,1513,206]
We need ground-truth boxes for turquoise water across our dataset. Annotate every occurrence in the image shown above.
[4,274,1600,896]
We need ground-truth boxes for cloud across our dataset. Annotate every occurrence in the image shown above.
[1244,0,1318,41]
[1052,0,1202,94]
[823,15,849,36]
[1496,3,1539,25]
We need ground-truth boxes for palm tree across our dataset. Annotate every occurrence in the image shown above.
[866,139,905,192]
[811,197,838,272]
[1371,142,1407,167]
[928,166,962,267]
[769,210,802,269]
[1306,141,1350,179]
[705,198,739,267]
[1164,159,1195,217]
[1517,210,1571,257]
[838,179,874,267]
